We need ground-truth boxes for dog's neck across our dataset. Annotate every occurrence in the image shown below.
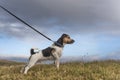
[54,42,64,48]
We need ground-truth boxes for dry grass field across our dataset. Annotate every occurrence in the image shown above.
[0,60,120,80]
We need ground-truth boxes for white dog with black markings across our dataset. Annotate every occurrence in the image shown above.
[21,34,75,74]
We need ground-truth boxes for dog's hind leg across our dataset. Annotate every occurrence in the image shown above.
[20,55,32,73]
[23,54,39,74]
[20,65,25,73]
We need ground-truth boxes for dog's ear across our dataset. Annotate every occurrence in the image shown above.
[61,34,68,38]
[62,34,68,37]
[57,37,63,45]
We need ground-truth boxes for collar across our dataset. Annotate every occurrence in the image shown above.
[54,42,64,48]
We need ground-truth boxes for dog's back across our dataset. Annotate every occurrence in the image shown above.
[42,47,55,57]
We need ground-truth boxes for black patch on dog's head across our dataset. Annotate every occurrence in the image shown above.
[56,34,68,45]
[42,47,55,57]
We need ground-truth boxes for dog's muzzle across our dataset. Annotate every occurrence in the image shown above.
[67,39,75,44]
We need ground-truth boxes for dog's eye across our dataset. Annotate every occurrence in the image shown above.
[67,36,70,39]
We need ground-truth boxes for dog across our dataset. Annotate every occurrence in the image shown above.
[21,34,75,74]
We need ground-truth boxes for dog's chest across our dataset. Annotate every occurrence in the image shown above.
[54,46,63,57]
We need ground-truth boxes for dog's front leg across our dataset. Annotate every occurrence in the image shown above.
[55,59,60,70]
[53,52,60,70]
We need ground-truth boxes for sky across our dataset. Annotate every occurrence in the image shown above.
[0,0,120,60]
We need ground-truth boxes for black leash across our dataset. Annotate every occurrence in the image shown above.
[0,5,63,47]
[0,5,53,42]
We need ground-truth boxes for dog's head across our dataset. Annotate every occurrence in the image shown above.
[57,34,75,46]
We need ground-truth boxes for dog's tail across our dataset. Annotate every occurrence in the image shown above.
[29,48,39,60]
[30,48,39,55]
[30,48,35,55]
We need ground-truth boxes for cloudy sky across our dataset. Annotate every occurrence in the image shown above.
[0,0,120,60]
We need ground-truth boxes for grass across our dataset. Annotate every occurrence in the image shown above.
[0,60,120,80]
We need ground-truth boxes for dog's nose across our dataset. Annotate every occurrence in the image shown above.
[72,39,75,43]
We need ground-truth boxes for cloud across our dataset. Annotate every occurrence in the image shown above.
[0,0,120,40]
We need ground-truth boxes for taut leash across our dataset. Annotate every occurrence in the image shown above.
[0,5,63,47]
[0,5,53,42]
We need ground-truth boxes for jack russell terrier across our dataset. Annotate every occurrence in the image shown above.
[21,34,75,74]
